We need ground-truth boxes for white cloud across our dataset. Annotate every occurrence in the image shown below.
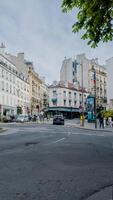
[0,0,112,83]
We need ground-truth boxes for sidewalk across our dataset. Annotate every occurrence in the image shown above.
[0,119,53,125]
[65,119,113,132]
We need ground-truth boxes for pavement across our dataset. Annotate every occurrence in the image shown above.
[65,119,113,132]
[0,118,113,134]
[0,123,113,199]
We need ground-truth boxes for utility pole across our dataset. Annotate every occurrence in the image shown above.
[81,61,84,126]
[93,68,97,128]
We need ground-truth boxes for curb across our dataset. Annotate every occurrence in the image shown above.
[0,128,6,134]
[66,124,112,132]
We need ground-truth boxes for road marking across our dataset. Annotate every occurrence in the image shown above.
[67,132,71,136]
[46,137,65,145]
[72,132,105,137]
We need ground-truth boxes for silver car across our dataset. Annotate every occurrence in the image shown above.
[16,115,29,122]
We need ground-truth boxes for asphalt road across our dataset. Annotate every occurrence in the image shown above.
[0,123,113,200]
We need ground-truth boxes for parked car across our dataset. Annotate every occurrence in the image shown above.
[2,115,12,123]
[53,115,65,125]
[16,115,29,123]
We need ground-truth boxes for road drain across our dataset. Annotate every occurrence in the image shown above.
[24,142,38,146]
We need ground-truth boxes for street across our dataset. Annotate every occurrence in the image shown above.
[0,123,113,199]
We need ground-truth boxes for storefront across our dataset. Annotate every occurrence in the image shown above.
[1,105,17,116]
[45,107,80,119]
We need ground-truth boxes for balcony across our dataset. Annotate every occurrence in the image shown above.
[51,97,57,102]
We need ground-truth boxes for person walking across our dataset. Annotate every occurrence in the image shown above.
[103,117,106,128]
[99,114,104,128]
[108,116,112,128]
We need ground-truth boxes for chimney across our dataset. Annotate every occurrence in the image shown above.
[17,52,24,62]
[0,43,5,55]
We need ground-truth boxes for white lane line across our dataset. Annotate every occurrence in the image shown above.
[52,138,65,143]
[72,132,105,137]
[46,137,65,145]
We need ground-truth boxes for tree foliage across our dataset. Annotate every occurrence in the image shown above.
[61,0,113,47]
[102,110,113,118]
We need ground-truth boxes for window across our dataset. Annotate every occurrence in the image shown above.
[73,71,75,76]
[17,81,19,88]
[73,61,77,72]
[69,92,71,98]
[63,91,66,98]
[10,97,12,105]
[10,85,12,93]
[74,101,77,107]
[53,90,57,97]
[74,92,76,97]
[6,83,8,92]
[10,73,12,82]
[21,83,23,89]
[13,87,15,95]
[69,100,71,106]
[2,69,4,78]
[79,93,82,101]
[53,101,57,106]
[6,72,8,80]
[2,81,4,90]
[2,94,4,104]
[6,95,8,105]
[13,75,15,83]
[24,84,26,91]
[64,100,66,106]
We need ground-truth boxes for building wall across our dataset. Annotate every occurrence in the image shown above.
[76,54,90,89]
[0,53,30,116]
[60,54,107,106]
[49,86,89,109]
[106,57,113,104]
[60,58,77,84]
[7,51,49,115]
[6,53,28,78]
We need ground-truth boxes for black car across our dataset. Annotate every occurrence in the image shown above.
[53,115,65,125]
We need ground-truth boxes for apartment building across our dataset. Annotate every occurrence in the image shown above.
[60,58,77,84]
[7,51,49,115]
[60,54,107,106]
[106,57,113,108]
[0,44,30,115]
[48,81,89,117]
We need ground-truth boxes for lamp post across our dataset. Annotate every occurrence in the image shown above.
[93,68,97,128]
[74,59,84,126]
[81,61,84,126]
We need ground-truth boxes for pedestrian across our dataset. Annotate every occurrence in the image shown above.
[99,114,104,128]
[108,116,112,128]
[103,117,106,128]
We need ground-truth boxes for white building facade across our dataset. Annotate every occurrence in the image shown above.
[49,82,89,109]
[106,57,113,108]
[60,54,107,106]
[0,45,30,116]
[60,58,77,84]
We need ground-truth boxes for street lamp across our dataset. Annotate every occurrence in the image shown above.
[93,67,97,128]
[76,60,84,126]
[81,61,84,126]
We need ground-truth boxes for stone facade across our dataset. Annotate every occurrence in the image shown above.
[0,45,30,116]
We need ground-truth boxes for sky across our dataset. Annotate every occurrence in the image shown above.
[0,0,113,84]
